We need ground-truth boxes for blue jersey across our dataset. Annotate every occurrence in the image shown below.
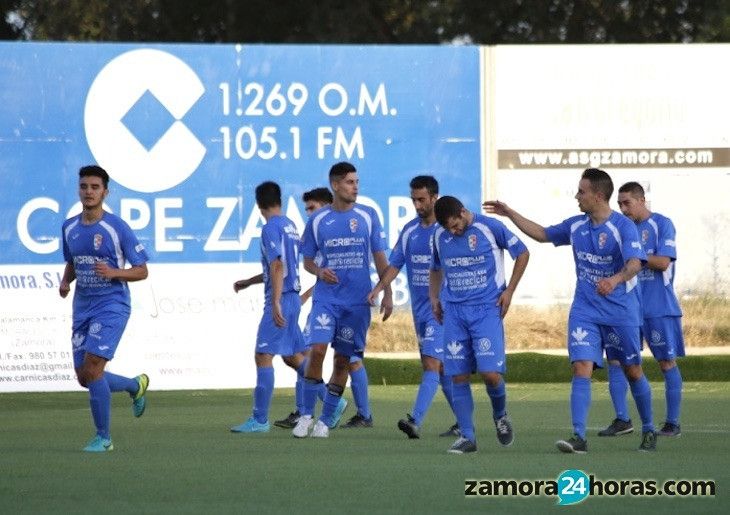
[431,213,527,306]
[62,212,148,316]
[389,217,437,322]
[260,215,302,305]
[302,203,386,306]
[545,211,646,326]
[636,213,682,318]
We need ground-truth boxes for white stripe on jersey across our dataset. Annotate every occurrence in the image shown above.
[311,208,330,245]
[647,217,673,286]
[279,234,288,280]
[353,207,373,237]
[433,226,446,263]
[606,220,638,293]
[99,220,125,269]
[568,218,589,245]
[473,221,505,288]
[63,219,79,246]
[400,223,418,256]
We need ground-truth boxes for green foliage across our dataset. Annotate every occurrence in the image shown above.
[364,353,730,384]
[2,0,730,43]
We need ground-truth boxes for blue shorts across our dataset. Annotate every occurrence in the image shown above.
[304,301,371,358]
[568,316,642,367]
[256,292,305,356]
[71,311,130,368]
[442,302,505,376]
[643,316,685,361]
[415,316,445,362]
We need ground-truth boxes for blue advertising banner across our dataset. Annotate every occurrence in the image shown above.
[0,42,481,265]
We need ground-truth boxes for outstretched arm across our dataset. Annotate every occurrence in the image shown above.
[233,273,264,293]
[483,200,549,243]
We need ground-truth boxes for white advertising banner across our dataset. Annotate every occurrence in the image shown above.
[490,44,730,302]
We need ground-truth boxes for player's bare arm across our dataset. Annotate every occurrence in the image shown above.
[59,261,76,298]
[234,273,264,293]
[304,256,338,284]
[497,249,530,318]
[482,200,549,243]
[597,258,642,296]
[428,269,444,324]
[95,262,148,282]
[270,258,286,327]
[367,264,399,306]
[645,254,671,272]
[372,251,394,321]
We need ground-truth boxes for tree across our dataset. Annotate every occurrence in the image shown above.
[1,0,728,44]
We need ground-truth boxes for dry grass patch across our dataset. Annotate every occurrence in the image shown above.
[367,296,730,353]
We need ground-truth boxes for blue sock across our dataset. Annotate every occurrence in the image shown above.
[303,377,322,416]
[104,372,138,395]
[608,364,630,421]
[440,373,457,423]
[320,383,344,425]
[411,370,439,426]
[87,377,111,440]
[350,366,370,418]
[451,381,475,441]
[487,379,507,420]
[295,362,307,414]
[629,375,655,433]
[570,377,591,440]
[252,366,274,424]
[663,366,683,425]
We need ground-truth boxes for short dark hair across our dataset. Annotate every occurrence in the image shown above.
[79,165,109,188]
[255,181,281,210]
[618,181,645,198]
[329,162,356,182]
[302,187,333,205]
[434,196,463,227]
[582,168,614,201]
[409,175,439,196]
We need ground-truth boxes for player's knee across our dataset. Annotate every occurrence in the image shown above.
[309,344,327,362]
[658,359,676,372]
[326,382,345,398]
[422,357,440,372]
[624,364,644,382]
[349,359,362,372]
[482,372,501,386]
[333,354,349,372]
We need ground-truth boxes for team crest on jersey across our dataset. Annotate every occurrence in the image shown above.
[598,232,607,249]
[468,234,477,251]
[349,218,358,233]
[93,233,103,250]
[641,229,649,244]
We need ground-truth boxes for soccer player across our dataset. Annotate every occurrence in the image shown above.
[272,187,353,429]
[595,182,684,438]
[293,162,392,438]
[429,196,529,454]
[230,181,311,433]
[59,165,149,452]
[483,168,657,453]
[367,176,460,439]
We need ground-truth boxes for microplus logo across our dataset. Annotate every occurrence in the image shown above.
[84,49,206,193]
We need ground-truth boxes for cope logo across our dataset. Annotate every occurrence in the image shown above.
[84,49,206,193]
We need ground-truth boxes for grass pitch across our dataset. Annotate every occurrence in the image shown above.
[1,383,727,514]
